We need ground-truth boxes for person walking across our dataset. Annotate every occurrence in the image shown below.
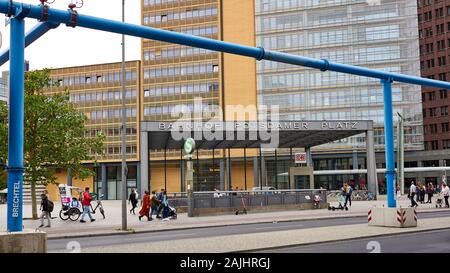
[410,181,418,207]
[156,188,165,219]
[80,187,95,223]
[162,190,170,221]
[38,193,52,228]
[128,189,138,215]
[420,185,426,204]
[150,190,160,220]
[139,190,151,221]
[415,182,421,203]
[426,183,434,204]
[442,182,450,208]
[343,183,352,207]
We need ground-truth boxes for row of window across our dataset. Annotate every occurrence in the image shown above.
[69,89,137,103]
[258,45,403,71]
[90,108,137,120]
[425,140,450,150]
[261,88,403,109]
[143,63,219,80]
[419,22,450,39]
[143,7,218,25]
[144,82,219,97]
[52,71,137,87]
[144,102,218,117]
[106,145,137,155]
[422,90,448,102]
[418,5,450,22]
[89,127,137,137]
[258,25,400,50]
[425,123,450,134]
[423,106,449,118]
[143,47,217,62]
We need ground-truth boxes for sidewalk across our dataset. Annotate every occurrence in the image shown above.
[0,196,447,239]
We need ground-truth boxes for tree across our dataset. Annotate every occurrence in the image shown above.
[0,69,105,218]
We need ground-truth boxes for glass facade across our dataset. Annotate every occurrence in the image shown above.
[255,0,423,152]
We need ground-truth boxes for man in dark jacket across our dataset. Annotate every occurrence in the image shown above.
[156,188,165,219]
[39,193,51,228]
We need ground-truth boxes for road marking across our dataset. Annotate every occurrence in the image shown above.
[255,224,302,230]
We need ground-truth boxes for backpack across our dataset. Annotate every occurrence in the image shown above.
[47,200,54,212]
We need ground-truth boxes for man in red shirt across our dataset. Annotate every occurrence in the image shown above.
[80,187,95,223]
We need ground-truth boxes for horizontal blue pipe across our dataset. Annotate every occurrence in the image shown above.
[0,21,59,66]
[0,0,449,91]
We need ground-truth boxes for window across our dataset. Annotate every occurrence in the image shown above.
[441,106,449,116]
[212,65,219,73]
[440,89,448,99]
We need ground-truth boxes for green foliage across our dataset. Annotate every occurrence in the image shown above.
[0,69,105,186]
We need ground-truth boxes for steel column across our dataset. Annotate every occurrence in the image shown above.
[382,79,396,208]
[7,16,25,232]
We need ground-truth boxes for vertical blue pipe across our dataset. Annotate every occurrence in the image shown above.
[382,79,396,208]
[7,16,25,232]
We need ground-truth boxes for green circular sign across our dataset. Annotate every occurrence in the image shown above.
[184,138,196,155]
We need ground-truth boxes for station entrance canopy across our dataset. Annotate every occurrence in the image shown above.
[141,120,373,149]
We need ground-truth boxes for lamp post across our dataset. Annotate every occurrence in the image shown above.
[121,0,127,231]
[397,112,404,196]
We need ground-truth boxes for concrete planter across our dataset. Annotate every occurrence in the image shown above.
[368,207,417,228]
[0,229,46,253]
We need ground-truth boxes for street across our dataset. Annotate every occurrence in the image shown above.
[258,228,450,253]
[48,210,450,252]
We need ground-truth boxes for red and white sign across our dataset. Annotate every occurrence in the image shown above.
[295,152,307,164]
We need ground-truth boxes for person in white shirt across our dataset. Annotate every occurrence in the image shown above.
[410,181,418,207]
[441,182,449,208]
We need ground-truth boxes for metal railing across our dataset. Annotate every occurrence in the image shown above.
[184,189,327,209]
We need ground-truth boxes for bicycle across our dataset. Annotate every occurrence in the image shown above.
[90,193,106,219]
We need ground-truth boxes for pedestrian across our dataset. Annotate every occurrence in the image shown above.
[128,189,138,215]
[43,189,52,219]
[409,181,418,207]
[138,190,151,221]
[80,187,95,223]
[135,189,140,206]
[150,190,160,220]
[442,182,450,208]
[415,182,421,203]
[38,193,52,228]
[426,183,434,204]
[396,184,401,197]
[162,190,170,221]
[420,185,426,204]
[156,188,165,218]
[343,182,352,207]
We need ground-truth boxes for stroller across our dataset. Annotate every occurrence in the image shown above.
[168,206,177,219]
[436,192,444,208]
[328,192,348,211]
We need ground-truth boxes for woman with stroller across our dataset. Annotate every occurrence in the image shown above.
[426,183,434,204]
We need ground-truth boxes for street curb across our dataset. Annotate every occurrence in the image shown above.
[46,209,447,240]
[236,226,450,253]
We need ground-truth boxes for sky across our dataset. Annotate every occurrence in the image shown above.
[0,0,141,72]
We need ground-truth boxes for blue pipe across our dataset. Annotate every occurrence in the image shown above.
[382,79,396,208]
[7,16,25,232]
[0,21,59,66]
[0,0,449,90]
